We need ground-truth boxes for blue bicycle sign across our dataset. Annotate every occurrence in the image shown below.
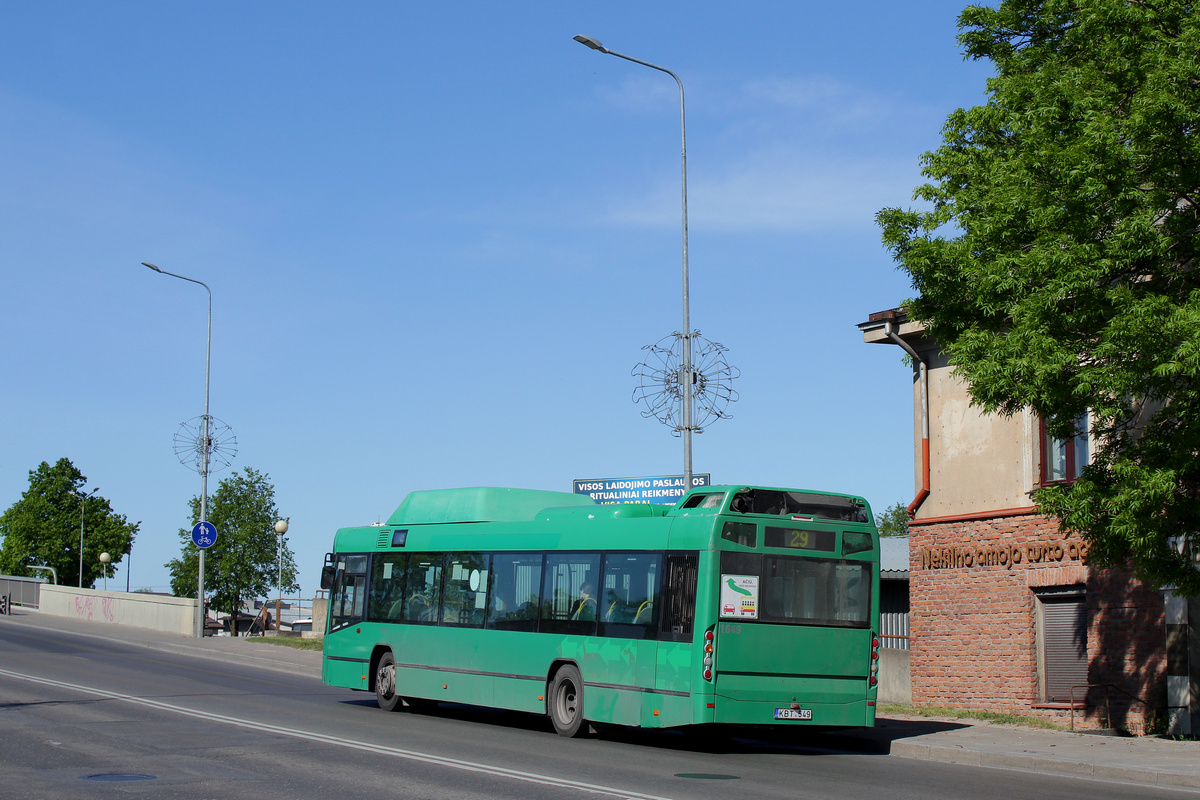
[191,521,218,549]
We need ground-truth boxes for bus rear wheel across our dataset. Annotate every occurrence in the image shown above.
[375,652,403,712]
[549,664,586,737]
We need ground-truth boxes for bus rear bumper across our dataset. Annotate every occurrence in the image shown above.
[711,697,875,728]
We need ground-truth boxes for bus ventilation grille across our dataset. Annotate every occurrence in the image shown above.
[377,530,392,548]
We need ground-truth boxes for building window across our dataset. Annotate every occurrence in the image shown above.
[1035,587,1088,703]
[1041,413,1089,484]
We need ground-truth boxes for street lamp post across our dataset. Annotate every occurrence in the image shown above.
[99,552,111,591]
[573,35,695,489]
[274,519,288,631]
[70,487,99,587]
[143,261,212,639]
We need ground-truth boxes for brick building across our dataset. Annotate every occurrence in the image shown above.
[859,308,1197,734]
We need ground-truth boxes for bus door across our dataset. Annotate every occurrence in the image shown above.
[322,553,371,689]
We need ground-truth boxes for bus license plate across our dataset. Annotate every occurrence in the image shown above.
[774,708,812,721]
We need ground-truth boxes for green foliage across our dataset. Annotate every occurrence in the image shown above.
[0,458,138,588]
[876,502,911,537]
[166,467,297,633]
[249,636,323,651]
[879,0,1200,594]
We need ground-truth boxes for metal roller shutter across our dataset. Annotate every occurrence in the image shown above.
[1042,595,1088,702]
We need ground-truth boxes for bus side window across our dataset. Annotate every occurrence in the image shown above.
[329,554,369,632]
[599,553,661,638]
[402,554,442,624]
[487,553,543,632]
[369,553,407,622]
[445,553,488,628]
[541,553,600,635]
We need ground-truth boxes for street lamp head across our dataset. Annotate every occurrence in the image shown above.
[99,552,111,564]
[142,262,162,272]
[274,519,289,535]
[573,35,608,53]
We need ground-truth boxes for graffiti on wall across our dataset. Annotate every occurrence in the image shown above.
[72,594,116,623]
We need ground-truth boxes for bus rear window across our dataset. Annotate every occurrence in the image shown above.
[762,556,870,628]
[720,551,871,629]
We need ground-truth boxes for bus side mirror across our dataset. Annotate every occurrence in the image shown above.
[320,564,336,591]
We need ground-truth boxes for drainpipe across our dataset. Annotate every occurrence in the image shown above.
[885,321,930,518]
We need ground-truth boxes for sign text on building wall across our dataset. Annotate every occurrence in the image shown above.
[919,539,1089,570]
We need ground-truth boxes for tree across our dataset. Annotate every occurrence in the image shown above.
[166,467,297,635]
[876,502,911,537]
[878,0,1200,593]
[0,458,138,588]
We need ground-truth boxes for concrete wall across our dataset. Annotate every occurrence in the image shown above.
[312,596,327,636]
[39,585,195,636]
[878,647,911,705]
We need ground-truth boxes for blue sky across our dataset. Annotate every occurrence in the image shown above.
[1,2,993,596]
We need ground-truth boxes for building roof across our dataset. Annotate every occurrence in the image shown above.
[880,535,909,580]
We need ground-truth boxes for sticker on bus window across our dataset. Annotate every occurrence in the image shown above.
[720,574,758,619]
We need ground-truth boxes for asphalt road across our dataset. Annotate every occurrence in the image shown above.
[0,621,1186,800]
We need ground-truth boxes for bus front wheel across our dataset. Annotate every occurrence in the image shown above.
[376,652,403,712]
[549,664,586,737]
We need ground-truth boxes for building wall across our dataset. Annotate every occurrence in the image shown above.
[862,319,1034,519]
[861,309,1174,731]
[911,342,1035,518]
[911,513,1166,732]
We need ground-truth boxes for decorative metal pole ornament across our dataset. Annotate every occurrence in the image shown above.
[633,332,739,437]
[575,35,739,485]
[174,416,238,475]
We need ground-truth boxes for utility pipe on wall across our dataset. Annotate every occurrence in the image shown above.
[885,321,930,518]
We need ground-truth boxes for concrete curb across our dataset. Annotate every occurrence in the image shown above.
[890,737,1200,790]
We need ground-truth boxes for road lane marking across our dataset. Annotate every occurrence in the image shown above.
[0,668,674,800]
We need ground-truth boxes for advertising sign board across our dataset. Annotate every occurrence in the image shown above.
[572,474,711,505]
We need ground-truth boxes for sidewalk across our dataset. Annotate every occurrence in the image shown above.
[862,713,1200,791]
[5,609,1197,791]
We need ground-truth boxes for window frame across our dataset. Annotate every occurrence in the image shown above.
[1039,413,1090,486]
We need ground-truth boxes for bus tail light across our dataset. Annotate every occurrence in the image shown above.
[703,628,715,681]
[869,634,880,687]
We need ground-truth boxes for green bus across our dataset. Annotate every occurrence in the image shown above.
[320,484,880,737]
